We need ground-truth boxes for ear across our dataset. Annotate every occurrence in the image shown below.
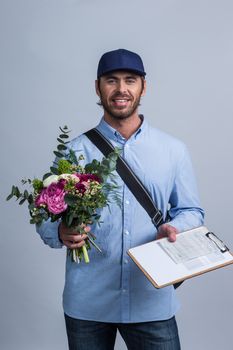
[95,80,100,97]
[141,79,146,97]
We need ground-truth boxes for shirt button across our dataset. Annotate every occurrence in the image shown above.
[124,259,129,264]
[125,200,130,205]
[124,230,129,235]
[122,289,127,293]
[125,144,129,148]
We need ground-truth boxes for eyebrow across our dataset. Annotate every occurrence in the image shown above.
[103,74,138,80]
[102,75,118,80]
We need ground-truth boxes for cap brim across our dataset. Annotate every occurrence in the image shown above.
[98,68,146,78]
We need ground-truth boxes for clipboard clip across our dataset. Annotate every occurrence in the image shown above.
[206,232,229,253]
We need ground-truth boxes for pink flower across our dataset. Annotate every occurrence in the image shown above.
[75,182,86,194]
[89,174,101,182]
[35,181,67,215]
[76,173,101,183]
[46,181,65,196]
[46,182,67,214]
[47,190,67,214]
[35,188,48,206]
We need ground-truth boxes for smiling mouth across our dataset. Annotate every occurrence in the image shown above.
[112,98,131,107]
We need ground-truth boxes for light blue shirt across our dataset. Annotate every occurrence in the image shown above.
[37,116,204,323]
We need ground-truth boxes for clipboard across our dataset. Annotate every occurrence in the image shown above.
[127,226,233,288]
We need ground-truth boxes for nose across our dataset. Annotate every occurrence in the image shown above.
[117,80,127,94]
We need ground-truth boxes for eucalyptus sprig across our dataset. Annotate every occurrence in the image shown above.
[6,182,33,205]
[43,125,72,179]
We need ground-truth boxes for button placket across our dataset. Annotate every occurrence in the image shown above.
[120,139,134,322]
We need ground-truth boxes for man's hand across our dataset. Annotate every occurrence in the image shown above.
[157,223,178,242]
[58,222,90,249]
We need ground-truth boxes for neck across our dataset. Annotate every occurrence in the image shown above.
[103,112,142,139]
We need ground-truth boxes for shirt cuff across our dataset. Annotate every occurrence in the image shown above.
[168,211,204,233]
[36,220,63,249]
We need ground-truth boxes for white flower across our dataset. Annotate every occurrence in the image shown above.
[58,174,80,182]
[43,175,59,187]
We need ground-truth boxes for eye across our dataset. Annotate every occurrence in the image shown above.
[126,77,136,84]
[106,78,117,84]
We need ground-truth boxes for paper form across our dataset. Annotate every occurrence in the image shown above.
[157,231,220,264]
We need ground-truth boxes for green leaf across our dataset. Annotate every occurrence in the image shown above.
[59,126,69,134]
[68,213,74,226]
[53,151,64,158]
[23,190,29,199]
[43,172,52,181]
[57,144,67,151]
[68,149,79,165]
[50,167,59,175]
[64,194,77,206]
[59,134,69,139]
[19,198,27,205]
[57,137,65,144]
[28,194,34,204]
[6,193,14,201]
[28,203,35,211]
[14,186,21,198]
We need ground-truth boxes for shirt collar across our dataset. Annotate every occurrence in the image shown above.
[96,114,147,143]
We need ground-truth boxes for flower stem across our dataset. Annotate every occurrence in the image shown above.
[72,248,76,262]
[70,248,80,263]
[82,244,90,263]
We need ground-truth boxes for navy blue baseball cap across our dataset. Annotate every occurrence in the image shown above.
[97,49,146,79]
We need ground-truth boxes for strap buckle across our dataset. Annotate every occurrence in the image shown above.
[151,211,164,228]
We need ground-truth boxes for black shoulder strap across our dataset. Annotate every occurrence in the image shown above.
[84,128,164,229]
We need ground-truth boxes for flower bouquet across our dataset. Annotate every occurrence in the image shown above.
[6,126,120,263]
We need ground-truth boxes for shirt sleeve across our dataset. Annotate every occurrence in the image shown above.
[168,145,205,232]
[36,219,63,249]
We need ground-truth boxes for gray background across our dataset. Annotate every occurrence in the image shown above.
[1,0,233,349]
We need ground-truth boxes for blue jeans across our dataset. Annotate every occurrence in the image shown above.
[64,314,181,350]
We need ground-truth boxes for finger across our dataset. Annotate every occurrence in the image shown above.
[66,228,82,235]
[68,227,90,236]
[60,233,88,242]
[157,224,178,241]
[167,231,177,242]
[157,227,169,239]
[62,239,86,249]
[70,240,86,249]
[60,222,90,236]
[157,232,176,242]
[84,226,91,233]
[156,232,167,240]
[72,234,88,242]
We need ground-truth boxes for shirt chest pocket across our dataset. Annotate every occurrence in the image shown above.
[88,220,111,260]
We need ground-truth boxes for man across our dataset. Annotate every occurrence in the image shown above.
[37,49,204,349]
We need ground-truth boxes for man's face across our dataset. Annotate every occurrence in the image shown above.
[96,71,146,120]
